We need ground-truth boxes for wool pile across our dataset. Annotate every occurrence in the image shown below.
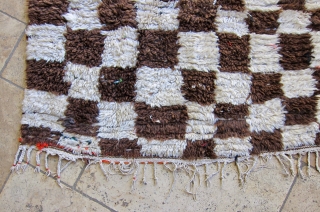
[14,0,320,179]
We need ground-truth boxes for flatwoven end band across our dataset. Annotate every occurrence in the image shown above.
[13,0,320,189]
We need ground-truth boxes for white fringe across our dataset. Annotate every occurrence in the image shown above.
[12,145,320,197]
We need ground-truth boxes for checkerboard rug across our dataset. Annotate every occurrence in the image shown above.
[13,0,320,188]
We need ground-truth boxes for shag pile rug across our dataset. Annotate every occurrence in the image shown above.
[13,0,320,187]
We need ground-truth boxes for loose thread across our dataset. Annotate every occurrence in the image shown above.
[34,150,42,173]
[316,151,320,173]
[45,152,51,176]
[16,146,27,171]
[276,155,290,176]
[99,160,109,180]
[289,154,295,176]
[307,152,311,177]
[235,161,244,186]
[297,153,305,179]
[185,164,198,200]
[205,162,219,187]
[164,162,178,202]
[220,161,226,181]
[153,162,158,185]
[130,162,139,193]
[22,146,35,172]
[204,163,209,187]
[142,162,147,185]
[11,145,23,172]
[56,156,63,188]
[244,157,257,184]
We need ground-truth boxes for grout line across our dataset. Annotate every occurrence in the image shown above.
[0,10,27,25]
[0,29,25,75]
[279,175,297,212]
[25,163,116,211]
[0,172,12,195]
[72,163,86,189]
[0,76,25,90]
[74,188,117,212]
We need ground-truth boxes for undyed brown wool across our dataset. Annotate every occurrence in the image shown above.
[182,139,217,159]
[20,125,61,145]
[251,73,283,104]
[250,130,283,154]
[316,134,320,146]
[28,0,69,25]
[283,97,317,126]
[99,67,136,102]
[216,0,245,11]
[26,60,70,95]
[137,30,179,68]
[214,120,250,139]
[98,0,137,31]
[312,68,320,95]
[278,0,305,10]
[246,11,280,35]
[64,28,106,68]
[279,34,313,70]
[218,33,250,73]
[63,98,99,136]
[135,103,188,140]
[181,70,216,105]
[99,138,141,157]
[309,10,320,31]
[214,104,248,119]
[177,0,218,32]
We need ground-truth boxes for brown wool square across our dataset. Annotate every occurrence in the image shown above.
[278,0,305,10]
[283,97,317,125]
[177,0,218,32]
[98,0,137,31]
[218,33,250,73]
[28,0,69,25]
[65,28,106,67]
[181,70,216,105]
[309,10,320,31]
[99,67,136,102]
[316,133,320,145]
[313,68,320,95]
[26,60,71,95]
[135,103,188,140]
[214,103,249,119]
[182,139,217,159]
[99,138,141,157]
[214,120,250,139]
[137,30,179,68]
[63,97,99,136]
[20,125,61,145]
[251,73,283,104]
[246,11,280,35]
[279,34,313,70]
[216,0,245,11]
[250,130,283,154]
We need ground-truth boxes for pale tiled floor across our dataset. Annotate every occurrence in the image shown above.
[0,2,319,212]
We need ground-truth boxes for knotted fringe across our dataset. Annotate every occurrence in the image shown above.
[12,145,320,197]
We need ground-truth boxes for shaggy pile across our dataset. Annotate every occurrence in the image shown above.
[16,0,320,168]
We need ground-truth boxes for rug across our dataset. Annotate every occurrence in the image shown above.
[13,0,320,188]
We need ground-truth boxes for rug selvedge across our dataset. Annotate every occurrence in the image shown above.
[12,0,320,190]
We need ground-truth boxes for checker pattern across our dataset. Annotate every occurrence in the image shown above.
[21,0,320,159]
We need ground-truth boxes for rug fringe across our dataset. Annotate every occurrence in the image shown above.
[11,145,320,196]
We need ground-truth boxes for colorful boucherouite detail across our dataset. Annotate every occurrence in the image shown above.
[12,0,320,193]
